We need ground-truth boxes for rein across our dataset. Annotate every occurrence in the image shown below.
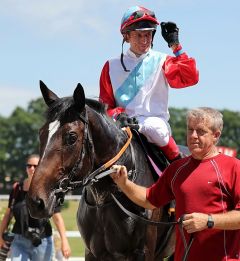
[111,193,194,261]
[80,126,132,186]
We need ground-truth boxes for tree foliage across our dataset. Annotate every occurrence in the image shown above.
[0,98,46,193]
[0,102,239,194]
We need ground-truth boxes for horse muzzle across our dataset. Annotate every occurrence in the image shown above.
[26,191,62,219]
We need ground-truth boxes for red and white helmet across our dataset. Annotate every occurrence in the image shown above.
[120,6,159,34]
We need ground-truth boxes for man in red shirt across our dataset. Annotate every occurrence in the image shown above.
[110,107,240,261]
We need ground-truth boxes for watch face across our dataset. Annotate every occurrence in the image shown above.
[207,215,214,228]
[207,220,214,228]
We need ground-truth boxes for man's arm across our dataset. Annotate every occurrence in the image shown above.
[110,165,156,210]
[183,210,240,233]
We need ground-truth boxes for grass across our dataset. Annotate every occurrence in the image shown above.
[66,237,85,257]
[0,199,85,257]
[55,200,79,230]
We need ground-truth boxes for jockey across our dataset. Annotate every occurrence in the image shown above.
[99,6,199,162]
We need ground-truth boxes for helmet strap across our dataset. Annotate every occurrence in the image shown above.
[151,30,156,48]
[121,39,130,72]
[120,30,155,71]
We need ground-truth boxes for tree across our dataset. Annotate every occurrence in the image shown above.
[169,108,188,146]
[0,99,46,193]
[219,110,240,150]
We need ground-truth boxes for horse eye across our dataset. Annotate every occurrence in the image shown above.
[65,132,78,145]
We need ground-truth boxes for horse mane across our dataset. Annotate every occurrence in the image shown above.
[86,98,107,115]
[46,96,107,122]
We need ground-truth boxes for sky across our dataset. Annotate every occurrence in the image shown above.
[0,0,239,117]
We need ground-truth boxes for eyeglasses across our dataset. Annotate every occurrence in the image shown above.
[121,10,156,30]
[26,164,38,168]
[130,10,156,20]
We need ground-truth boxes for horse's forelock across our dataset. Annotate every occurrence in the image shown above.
[46,97,74,122]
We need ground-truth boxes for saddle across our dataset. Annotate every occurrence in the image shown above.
[131,128,169,182]
[131,129,176,218]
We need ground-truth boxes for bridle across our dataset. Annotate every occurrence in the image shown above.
[54,107,133,194]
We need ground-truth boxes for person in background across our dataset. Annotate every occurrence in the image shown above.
[0,154,71,261]
[99,5,199,162]
[110,107,240,261]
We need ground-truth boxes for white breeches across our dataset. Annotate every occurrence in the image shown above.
[138,116,171,147]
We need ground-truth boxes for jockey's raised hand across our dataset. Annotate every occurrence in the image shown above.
[160,22,179,47]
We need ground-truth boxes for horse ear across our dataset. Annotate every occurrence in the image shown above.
[39,80,59,107]
[73,83,85,112]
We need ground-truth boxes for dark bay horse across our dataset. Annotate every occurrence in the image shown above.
[27,81,175,261]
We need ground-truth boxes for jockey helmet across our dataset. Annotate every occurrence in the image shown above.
[120,6,159,34]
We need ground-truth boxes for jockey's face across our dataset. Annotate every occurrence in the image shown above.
[126,30,152,56]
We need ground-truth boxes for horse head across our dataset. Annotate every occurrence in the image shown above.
[27,81,94,218]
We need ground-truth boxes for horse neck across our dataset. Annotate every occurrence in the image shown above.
[84,112,134,205]
[85,110,155,205]
[88,113,128,167]
[84,133,154,206]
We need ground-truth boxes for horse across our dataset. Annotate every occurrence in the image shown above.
[27,81,176,261]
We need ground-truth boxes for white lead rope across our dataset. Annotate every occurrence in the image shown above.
[94,168,116,180]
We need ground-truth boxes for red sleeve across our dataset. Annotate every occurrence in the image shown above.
[163,53,199,88]
[99,61,125,118]
[146,166,175,208]
[232,159,240,210]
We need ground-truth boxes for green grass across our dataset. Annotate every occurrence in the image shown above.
[67,237,85,257]
[55,200,80,230]
[0,199,85,257]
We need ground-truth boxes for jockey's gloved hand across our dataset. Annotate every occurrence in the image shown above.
[116,113,139,130]
[160,22,179,47]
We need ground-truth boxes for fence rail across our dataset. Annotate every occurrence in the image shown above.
[0,195,81,200]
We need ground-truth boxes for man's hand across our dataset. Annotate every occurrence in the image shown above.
[110,165,128,186]
[160,22,179,47]
[182,213,208,233]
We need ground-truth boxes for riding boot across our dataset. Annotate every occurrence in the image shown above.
[159,137,180,163]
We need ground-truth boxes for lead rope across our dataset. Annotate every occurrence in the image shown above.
[80,127,133,186]
[178,215,194,261]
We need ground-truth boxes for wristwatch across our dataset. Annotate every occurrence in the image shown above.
[207,214,214,228]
